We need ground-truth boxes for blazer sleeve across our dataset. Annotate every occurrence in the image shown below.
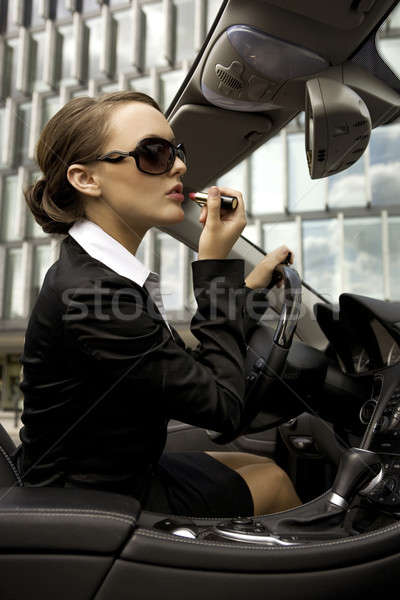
[182,285,270,360]
[63,259,269,436]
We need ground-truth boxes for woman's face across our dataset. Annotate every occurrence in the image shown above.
[75,102,187,236]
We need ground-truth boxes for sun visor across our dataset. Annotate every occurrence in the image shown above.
[169,104,272,190]
[200,25,329,112]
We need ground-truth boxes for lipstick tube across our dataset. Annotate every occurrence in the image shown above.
[188,192,238,211]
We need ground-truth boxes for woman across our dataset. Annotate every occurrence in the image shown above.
[17,90,301,518]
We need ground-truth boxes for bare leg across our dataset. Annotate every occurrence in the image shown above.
[205,451,274,470]
[205,451,302,516]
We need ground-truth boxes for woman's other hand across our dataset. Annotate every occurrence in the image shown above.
[244,245,294,290]
[198,186,247,260]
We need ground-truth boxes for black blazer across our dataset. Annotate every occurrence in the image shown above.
[17,234,270,500]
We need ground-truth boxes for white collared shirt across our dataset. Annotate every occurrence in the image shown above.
[68,218,175,340]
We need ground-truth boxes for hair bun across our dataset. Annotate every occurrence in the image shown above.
[33,178,47,200]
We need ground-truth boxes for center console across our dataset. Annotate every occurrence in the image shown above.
[146,365,400,547]
[361,383,400,508]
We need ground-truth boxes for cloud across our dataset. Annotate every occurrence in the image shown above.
[302,224,341,301]
[328,173,366,208]
[370,161,400,206]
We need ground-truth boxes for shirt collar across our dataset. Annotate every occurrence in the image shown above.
[68,217,157,287]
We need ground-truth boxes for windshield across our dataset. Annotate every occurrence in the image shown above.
[229,4,400,306]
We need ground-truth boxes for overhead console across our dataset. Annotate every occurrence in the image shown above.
[260,0,394,31]
[197,20,400,181]
[200,25,329,112]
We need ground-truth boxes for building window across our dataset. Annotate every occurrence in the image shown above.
[302,219,340,303]
[369,123,400,206]
[1,175,23,241]
[141,2,164,71]
[217,159,247,199]
[5,1,19,34]
[0,106,5,168]
[71,88,89,97]
[31,244,53,307]
[160,69,186,112]
[82,16,103,80]
[327,156,367,209]
[135,230,151,266]
[250,134,284,215]
[3,38,19,98]
[109,0,130,7]
[55,1,73,20]
[111,8,133,76]
[28,30,47,93]
[135,241,145,264]
[377,36,400,78]
[25,172,48,239]
[41,96,61,130]
[187,248,198,311]
[264,221,299,257]
[288,132,326,212]
[55,24,74,83]
[81,0,101,14]
[26,0,46,27]
[3,247,24,319]
[387,2,400,29]
[206,0,222,30]
[242,223,259,247]
[128,75,153,96]
[157,232,184,311]
[98,81,120,94]
[173,0,196,64]
[14,102,32,166]
[389,216,400,300]
[343,217,384,299]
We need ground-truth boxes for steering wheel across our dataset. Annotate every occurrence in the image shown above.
[208,264,302,445]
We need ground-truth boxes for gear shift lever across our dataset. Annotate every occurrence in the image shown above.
[327,448,382,511]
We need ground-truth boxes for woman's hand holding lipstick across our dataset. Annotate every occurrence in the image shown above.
[197,186,247,260]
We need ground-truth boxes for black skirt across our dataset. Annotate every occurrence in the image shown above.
[142,451,254,518]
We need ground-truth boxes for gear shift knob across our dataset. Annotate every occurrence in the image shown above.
[327,448,382,510]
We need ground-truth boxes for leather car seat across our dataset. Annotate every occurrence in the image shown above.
[0,422,141,600]
[0,424,22,487]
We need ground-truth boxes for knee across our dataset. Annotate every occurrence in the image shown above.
[265,463,289,488]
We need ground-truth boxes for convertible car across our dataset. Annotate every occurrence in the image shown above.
[1,1,400,598]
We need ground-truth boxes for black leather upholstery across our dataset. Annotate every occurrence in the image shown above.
[0,486,140,553]
[122,514,400,574]
[0,423,140,554]
[94,552,400,600]
[0,424,22,487]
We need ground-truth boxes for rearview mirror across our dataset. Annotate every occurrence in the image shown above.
[305,77,371,179]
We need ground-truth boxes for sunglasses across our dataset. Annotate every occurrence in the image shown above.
[96,137,187,175]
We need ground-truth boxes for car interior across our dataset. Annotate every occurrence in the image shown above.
[1,1,400,598]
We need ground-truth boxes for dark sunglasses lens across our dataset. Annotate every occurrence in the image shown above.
[138,140,173,174]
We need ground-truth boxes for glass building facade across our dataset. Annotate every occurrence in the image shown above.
[0,0,399,436]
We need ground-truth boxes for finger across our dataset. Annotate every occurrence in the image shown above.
[216,186,246,218]
[199,205,207,223]
[206,186,221,223]
[277,245,292,262]
[220,207,231,219]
